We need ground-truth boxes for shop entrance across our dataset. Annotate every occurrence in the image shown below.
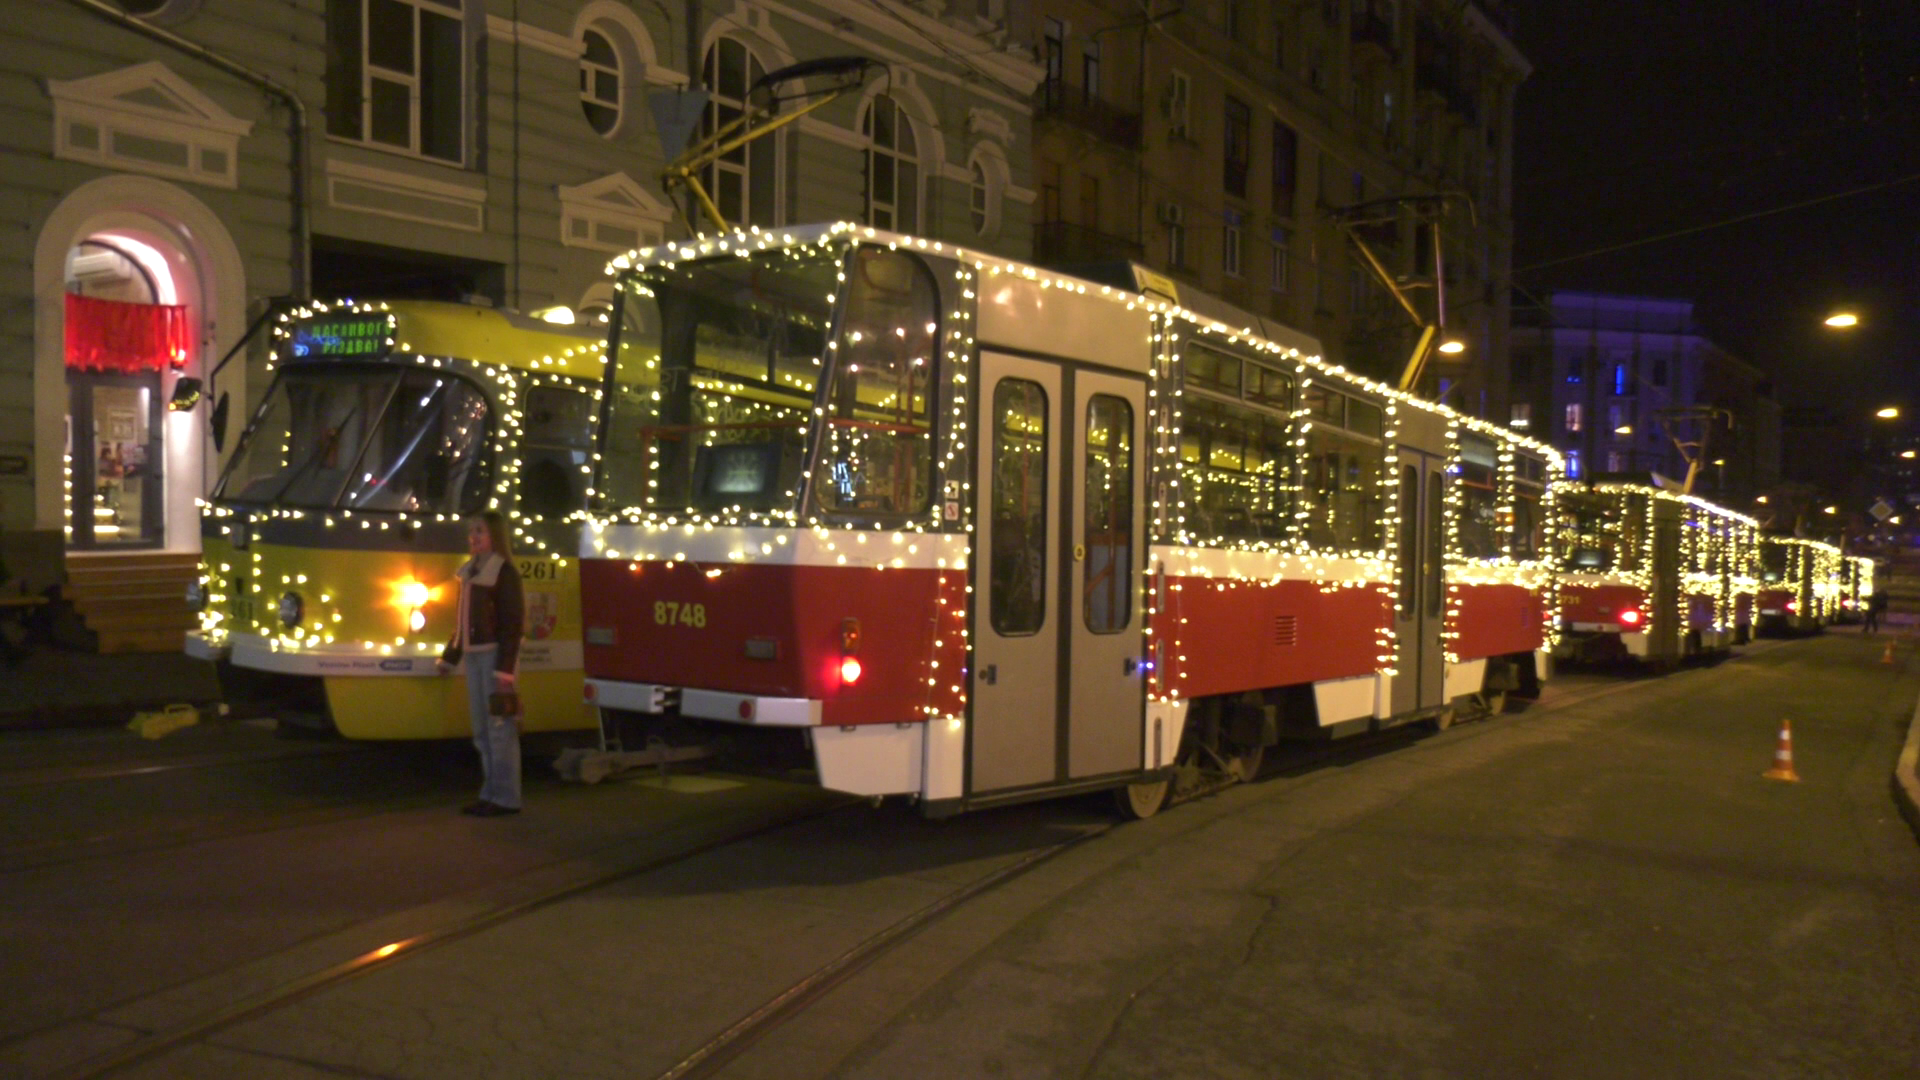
[67,370,165,548]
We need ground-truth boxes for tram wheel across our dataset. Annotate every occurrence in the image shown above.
[1477,691,1508,720]
[1426,706,1456,733]
[1114,778,1170,820]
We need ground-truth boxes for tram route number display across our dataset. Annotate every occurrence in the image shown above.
[654,601,708,628]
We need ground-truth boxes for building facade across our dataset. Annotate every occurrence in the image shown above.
[1017,0,1527,408]
[1509,290,1782,500]
[1,0,1041,605]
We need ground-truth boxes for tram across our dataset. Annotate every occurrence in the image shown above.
[187,299,602,738]
[1838,554,1876,623]
[1756,535,1846,635]
[1553,477,1760,666]
[575,224,1560,818]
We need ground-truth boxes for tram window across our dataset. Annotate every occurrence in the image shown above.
[518,385,592,521]
[1558,492,1637,573]
[1456,434,1498,559]
[1084,395,1133,633]
[1397,464,1418,614]
[1187,345,1241,396]
[1345,399,1382,439]
[597,247,838,514]
[814,248,938,517]
[1760,542,1786,582]
[1511,453,1546,559]
[524,386,594,451]
[990,378,1048,636]
[1303,383,1343,426]
[1246,364,1293,409]
[1303,424,1382,552]
[341,372,491,514]
[1181,396,1293,544]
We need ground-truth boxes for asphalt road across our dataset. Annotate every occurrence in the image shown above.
[3,635,1916,1078]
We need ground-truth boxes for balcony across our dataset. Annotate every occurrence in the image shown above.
[1035,78,1142,148]
[1033,221,1144,266]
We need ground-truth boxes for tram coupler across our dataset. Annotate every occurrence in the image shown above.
[554,736,713,785]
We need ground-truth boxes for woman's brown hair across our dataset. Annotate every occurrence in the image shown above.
[472,509,513,560]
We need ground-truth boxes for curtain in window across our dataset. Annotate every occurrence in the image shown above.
[64,293,192,373]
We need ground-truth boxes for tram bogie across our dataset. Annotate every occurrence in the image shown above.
[578,224,1562,816]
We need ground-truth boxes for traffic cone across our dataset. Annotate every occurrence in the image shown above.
[1763,719,1801,783]
[1882,639,1897,664]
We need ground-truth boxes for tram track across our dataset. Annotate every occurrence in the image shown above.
[27,656,1779,1079]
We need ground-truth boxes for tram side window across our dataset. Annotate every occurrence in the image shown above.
[518,385,594,521]
[1511,453,1546,559]
[814,248,938,517]
[1303,427,1382,552]
[1456,434,1499,558]
[1084,395,1133,633]
[990,378,1048,636]
[1180,396,1293,543]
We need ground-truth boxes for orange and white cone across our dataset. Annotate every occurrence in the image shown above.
[1882,639,1896,664]
[1763,719,1801,783]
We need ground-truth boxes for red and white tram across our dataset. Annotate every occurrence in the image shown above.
[1756,534,1846,634]
[1553,477,1760,666]
[577,225,1560,817]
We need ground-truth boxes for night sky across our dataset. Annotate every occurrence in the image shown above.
[1510,1,1920,433]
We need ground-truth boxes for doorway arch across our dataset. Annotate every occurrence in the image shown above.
[34,174,248,552]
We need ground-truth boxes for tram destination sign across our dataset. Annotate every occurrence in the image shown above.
[288,314,394,359]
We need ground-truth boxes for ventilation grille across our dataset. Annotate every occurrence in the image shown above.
[1273,614,1298,647]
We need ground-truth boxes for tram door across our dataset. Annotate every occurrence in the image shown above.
[970,352,1147,793]
[1392,436,1448,717]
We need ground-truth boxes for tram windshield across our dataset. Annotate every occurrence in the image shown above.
[1556,491,1641,572]
[1760,541,1787,583]
[214,364,492,513]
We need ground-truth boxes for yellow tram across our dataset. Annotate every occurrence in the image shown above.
[186,300,602,738]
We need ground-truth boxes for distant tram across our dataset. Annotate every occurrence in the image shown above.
[1553,477,1759,666]
[576,224,1560,817]
[188,300,602,738]
[1756,534,1846,635]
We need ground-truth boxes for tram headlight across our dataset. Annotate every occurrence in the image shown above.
[278,591,304,629]
[185,578,208,613]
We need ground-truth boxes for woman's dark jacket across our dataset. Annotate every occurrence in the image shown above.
[442,553,525,674]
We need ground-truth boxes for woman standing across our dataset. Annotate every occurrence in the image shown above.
[438,511,526,816]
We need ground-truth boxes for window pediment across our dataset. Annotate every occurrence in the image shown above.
[48,61,252,188]
[558,173,673,252]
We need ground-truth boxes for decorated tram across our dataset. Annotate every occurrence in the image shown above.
[187,300,602,738]
[1552,477,1760,666]
[1756,534,1847,634]
[575,224,1561,818]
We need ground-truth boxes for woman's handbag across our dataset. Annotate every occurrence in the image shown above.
[489,690,521,717]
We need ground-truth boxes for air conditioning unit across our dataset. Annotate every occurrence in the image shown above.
[1158,202,1184,226]
[68,250,134,286]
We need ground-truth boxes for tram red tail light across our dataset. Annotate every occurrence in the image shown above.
[839,617,862,687]
[1785,600,1798,614]
[1618,608,1643,627]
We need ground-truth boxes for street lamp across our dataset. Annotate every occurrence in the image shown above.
[1756,495,1769,504]
[1613,425,1633,436]
[1823,505,1838,515]
[1436,339,1466,355]
[1824,312,1859,328]
[1901,450,1916,460]
[1876,406,1900,419]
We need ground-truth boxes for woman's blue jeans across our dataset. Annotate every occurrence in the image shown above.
[463,646,521,809]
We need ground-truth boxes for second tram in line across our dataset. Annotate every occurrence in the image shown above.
[188,300,604,738]
[575,223,1561,817]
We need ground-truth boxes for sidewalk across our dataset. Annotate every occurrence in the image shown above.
[0,646,221,731]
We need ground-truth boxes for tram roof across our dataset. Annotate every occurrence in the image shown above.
[603,223,1562,462]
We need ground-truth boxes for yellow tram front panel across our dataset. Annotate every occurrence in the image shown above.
[227,536,589,740]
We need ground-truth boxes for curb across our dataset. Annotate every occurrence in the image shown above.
[1897,691,1920,845]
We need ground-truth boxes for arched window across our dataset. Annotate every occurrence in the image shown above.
[862,94,918,232]
[580,28,620,135]
[966,146,1005,239]
[702,37,778,227]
